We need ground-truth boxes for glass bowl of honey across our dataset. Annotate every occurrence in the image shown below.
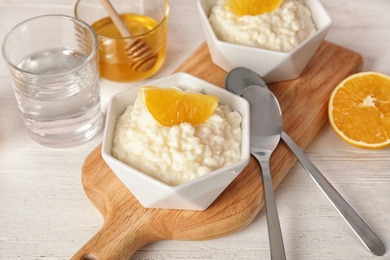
[75,0,169,82]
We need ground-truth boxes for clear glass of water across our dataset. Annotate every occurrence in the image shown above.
[2,15,102,148]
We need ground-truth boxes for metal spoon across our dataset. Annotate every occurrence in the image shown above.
[225,67,386,256]
[242,86,286,260]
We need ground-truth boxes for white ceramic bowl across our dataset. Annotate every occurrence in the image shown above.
[197,0,332,83]
[102,73,250,210]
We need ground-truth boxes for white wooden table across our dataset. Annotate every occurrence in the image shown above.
[1,1,389,259]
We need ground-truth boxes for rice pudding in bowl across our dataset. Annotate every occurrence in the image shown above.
[112,87,242,186]
[102,73,250,210]
[209,0,316,53]
[197,0,332,82]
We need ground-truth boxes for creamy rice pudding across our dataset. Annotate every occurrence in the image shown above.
[112,88,242,186]
[209,0,316,52]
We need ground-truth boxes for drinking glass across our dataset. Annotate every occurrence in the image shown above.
[2,15,102,148]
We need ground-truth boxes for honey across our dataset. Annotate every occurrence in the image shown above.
[91,13,167,82]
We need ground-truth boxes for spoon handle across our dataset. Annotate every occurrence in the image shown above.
[253,153,287,260]
[100,0,132,37]
[281,131,386,256]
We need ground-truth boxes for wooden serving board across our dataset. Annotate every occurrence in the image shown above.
[72,41,362,259]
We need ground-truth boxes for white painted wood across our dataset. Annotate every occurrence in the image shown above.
[0,0,389,259]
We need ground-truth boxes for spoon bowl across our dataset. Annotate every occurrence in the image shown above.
[225,67,267,95]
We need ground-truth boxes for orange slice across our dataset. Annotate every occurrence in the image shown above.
[227,0,283,16]
[139,86,219,126]
[328,71,390,149]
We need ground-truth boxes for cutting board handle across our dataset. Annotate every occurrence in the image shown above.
[71,215,156,259]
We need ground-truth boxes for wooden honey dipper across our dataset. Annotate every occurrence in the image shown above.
[99,0,157,72]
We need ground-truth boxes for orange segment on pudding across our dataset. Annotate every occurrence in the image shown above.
[227,0,283,16]
[139,86,219,126]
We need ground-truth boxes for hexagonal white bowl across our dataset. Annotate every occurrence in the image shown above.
[197,0,332,83]
[102,72,250,210]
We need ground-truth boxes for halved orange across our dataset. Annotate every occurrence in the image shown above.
[328,71,390,149]
[227,0,283,16]
[139,86,219,127]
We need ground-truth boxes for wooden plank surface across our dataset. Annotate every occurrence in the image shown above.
[72,41,362,259]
